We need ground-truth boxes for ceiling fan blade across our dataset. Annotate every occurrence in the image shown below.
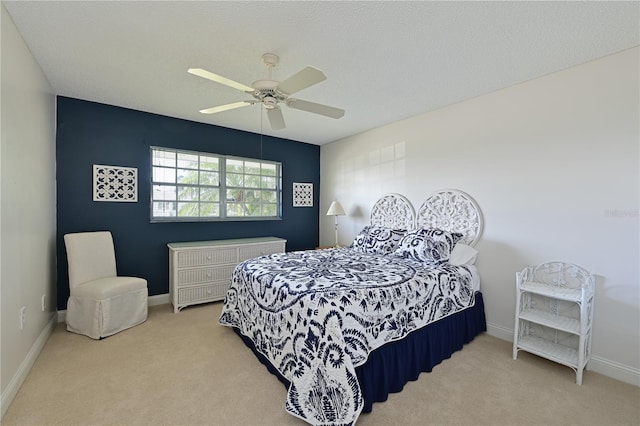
[286,98,345,119]
[277,66,326,95]
[188,68,254,93]
[199,101,255,114]
[266,107,286,130]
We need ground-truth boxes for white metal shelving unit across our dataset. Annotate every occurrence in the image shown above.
[513,262,595,385]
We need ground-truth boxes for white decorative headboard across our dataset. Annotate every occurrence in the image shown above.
[368,189,483,247]
[370,193,415,230]
[416,189,483,246]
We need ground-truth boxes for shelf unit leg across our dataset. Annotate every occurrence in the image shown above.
[513,272,522,360]
[576,367,583,385]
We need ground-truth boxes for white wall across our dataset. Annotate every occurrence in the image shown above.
[1,4,57,417]
[320,47,639,385]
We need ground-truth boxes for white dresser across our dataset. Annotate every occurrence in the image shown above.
[168,237,286,313]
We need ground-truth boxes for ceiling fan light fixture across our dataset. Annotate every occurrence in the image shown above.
[263,96,278,109]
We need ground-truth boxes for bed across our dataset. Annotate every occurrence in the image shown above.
[219,189,486,425]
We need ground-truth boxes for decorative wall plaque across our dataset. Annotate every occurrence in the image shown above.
[93,164,138,202]
[293,182,313,207]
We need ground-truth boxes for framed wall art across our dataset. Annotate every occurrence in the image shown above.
[293,182,313,207]
[93,164,138,202]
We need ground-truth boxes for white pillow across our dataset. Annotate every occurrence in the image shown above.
[449,243,478,265]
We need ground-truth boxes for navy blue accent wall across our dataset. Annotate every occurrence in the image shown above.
[56,96,320,309]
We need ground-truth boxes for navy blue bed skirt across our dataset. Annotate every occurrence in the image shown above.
[232,292,486,413]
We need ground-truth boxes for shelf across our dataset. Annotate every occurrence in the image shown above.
[519,308,581,335]
[516,335,579,368]
[519,281,585,302]
[514,262,595,385]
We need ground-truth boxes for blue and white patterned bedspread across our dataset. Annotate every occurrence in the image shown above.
[219,247,476,425]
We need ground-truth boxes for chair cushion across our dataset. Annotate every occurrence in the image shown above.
[71,276,147,300]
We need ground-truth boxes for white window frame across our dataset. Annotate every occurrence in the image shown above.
[150,146,282,222]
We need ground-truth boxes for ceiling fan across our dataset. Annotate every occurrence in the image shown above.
[188,53,345,130]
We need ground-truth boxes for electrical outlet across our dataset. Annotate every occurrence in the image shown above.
[41,294,47,312]
[19,306,26,330]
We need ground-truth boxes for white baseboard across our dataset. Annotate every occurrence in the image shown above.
[57,293,171,323]
[148,293,170,306]
[589,355,640,387]
[486,321,640,387]
[486,321,514,342]
[1,313,57,419]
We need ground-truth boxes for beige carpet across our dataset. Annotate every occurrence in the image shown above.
[3,302,639,426]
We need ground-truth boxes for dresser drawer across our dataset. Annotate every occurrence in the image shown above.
[177,264,236,286]
[239,242,286,261]
[176,247,237,267]
[178,283,228,305]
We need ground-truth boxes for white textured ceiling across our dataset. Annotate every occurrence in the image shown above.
[4,1,639,145]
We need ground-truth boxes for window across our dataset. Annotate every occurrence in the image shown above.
[151,146,281,221]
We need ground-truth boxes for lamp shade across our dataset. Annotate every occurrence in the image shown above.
[326,201,345,216]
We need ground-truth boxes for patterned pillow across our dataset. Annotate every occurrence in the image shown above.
[393,228,464,264]
[351,226,406,255]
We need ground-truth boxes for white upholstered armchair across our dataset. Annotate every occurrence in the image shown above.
[64,231,148,339]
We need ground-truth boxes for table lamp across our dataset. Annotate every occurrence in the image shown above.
[326,201,346,247]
